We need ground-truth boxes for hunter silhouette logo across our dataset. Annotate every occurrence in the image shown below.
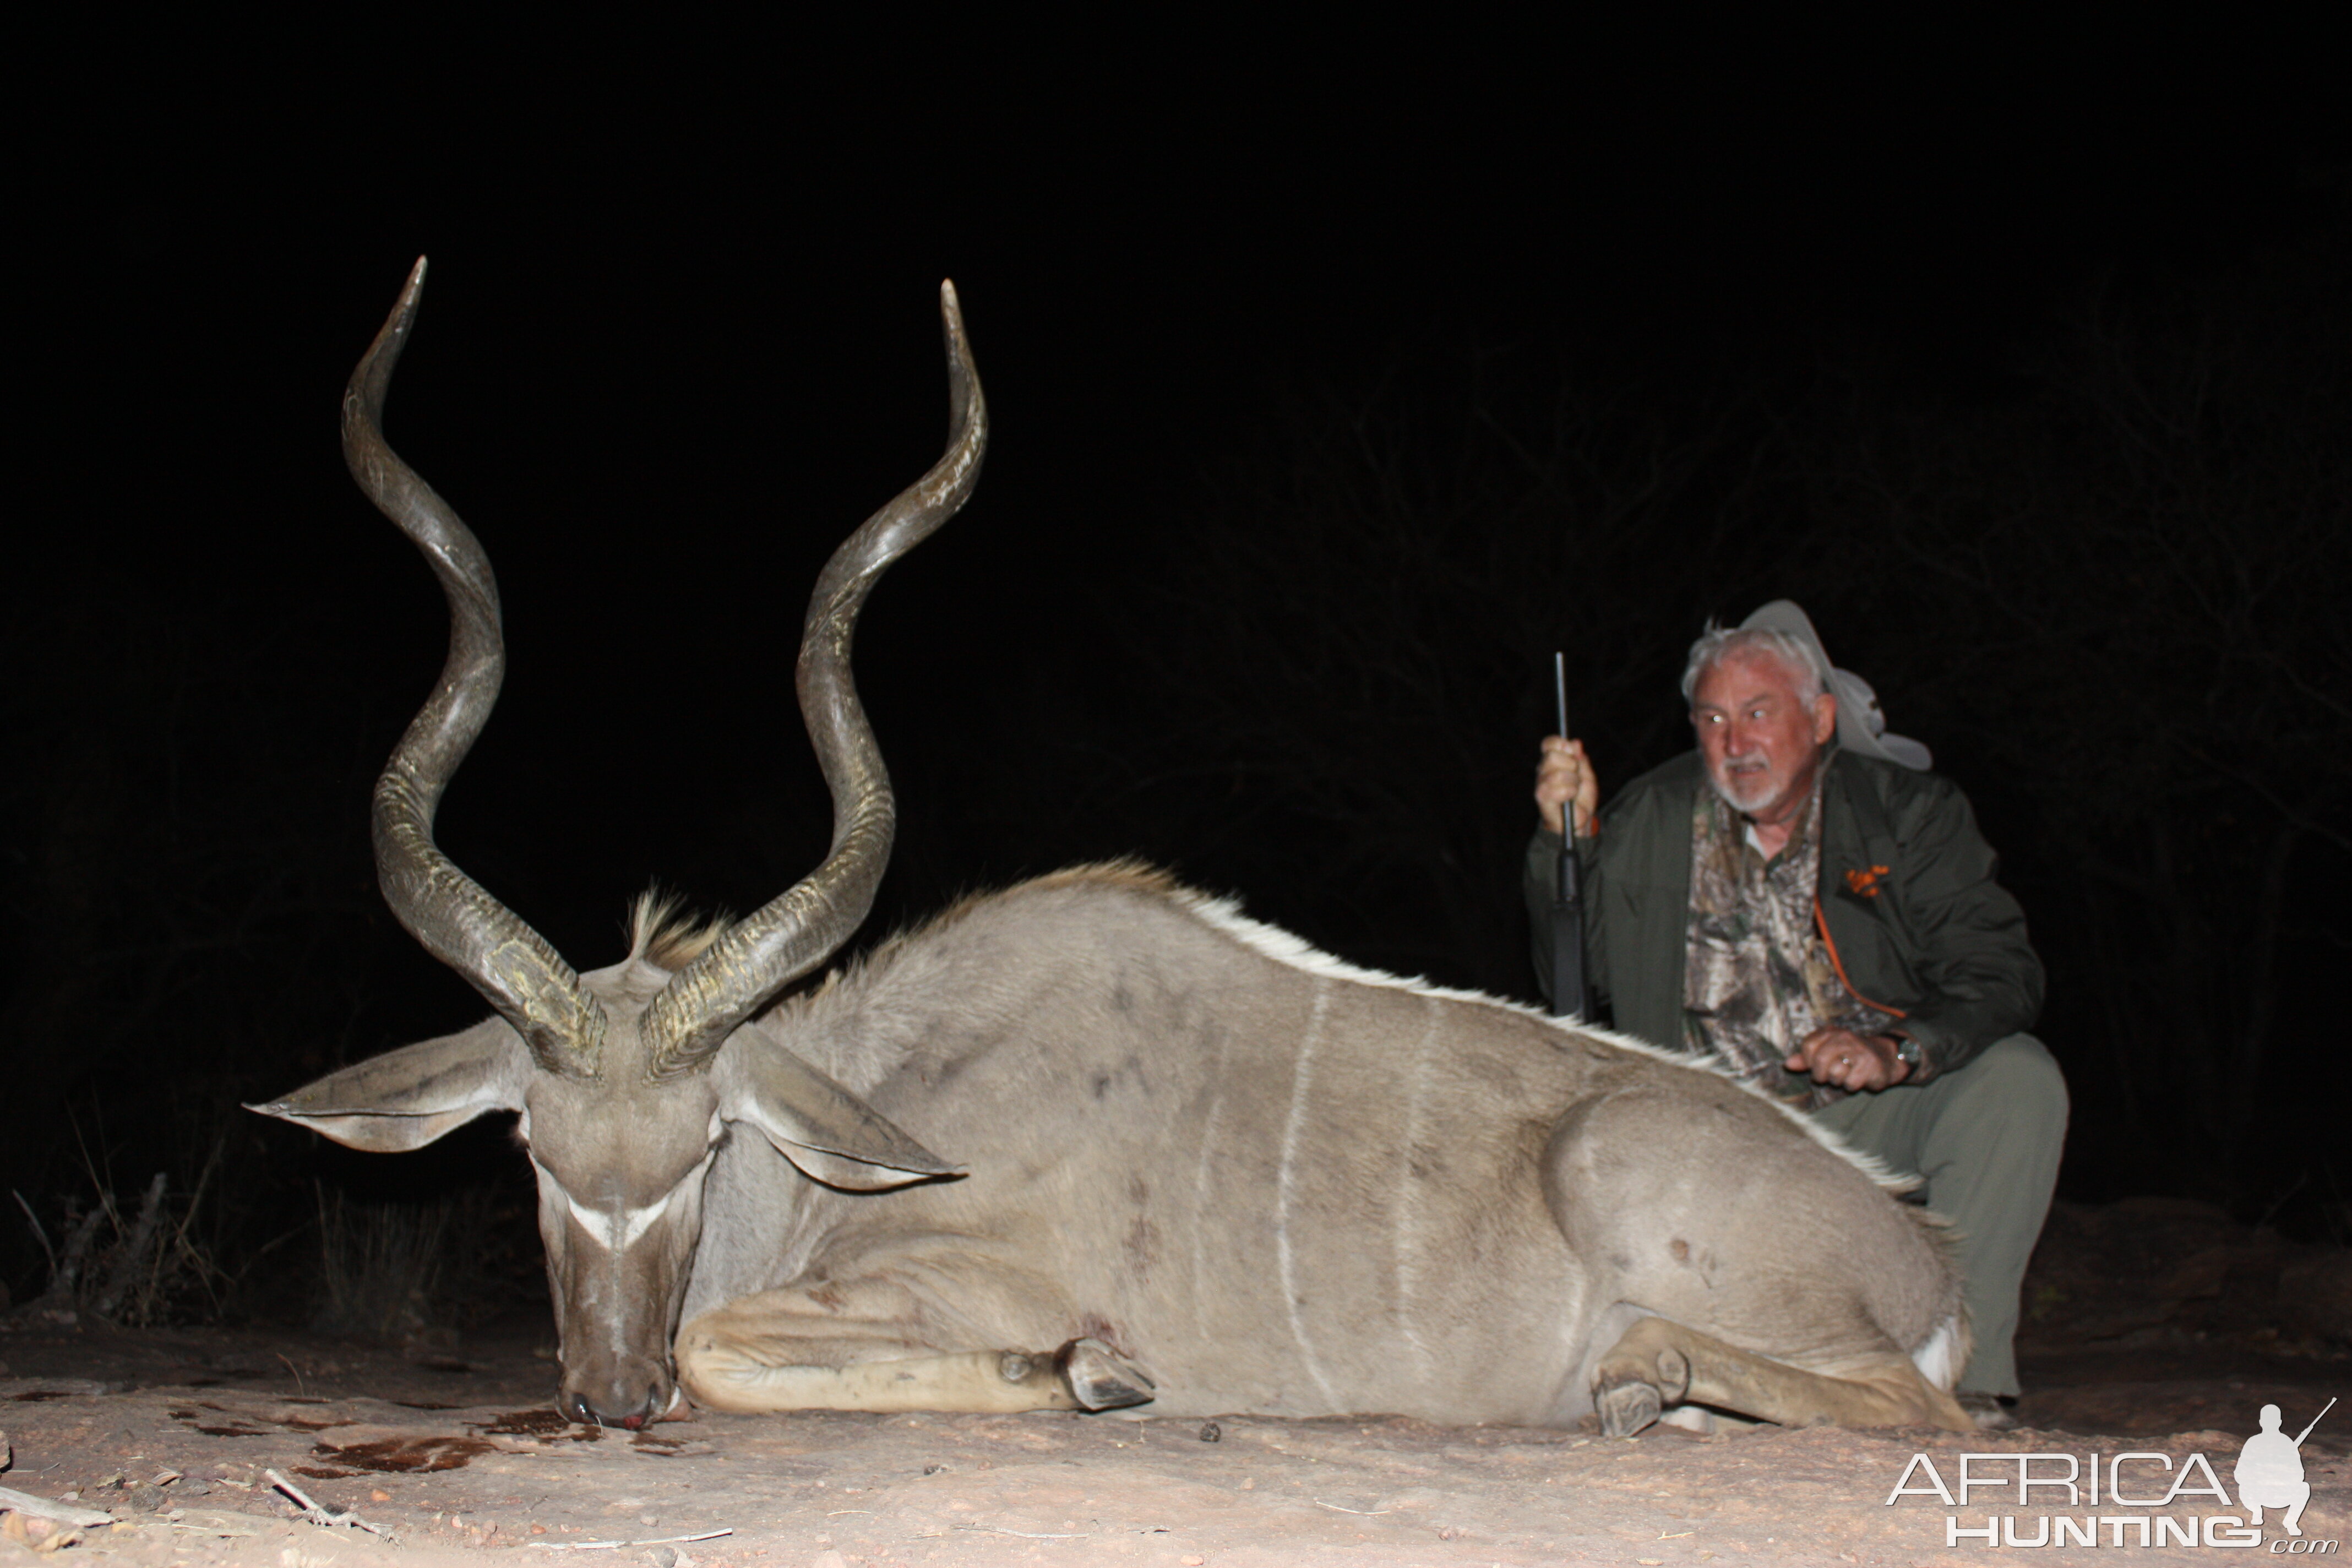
[2238,1397,2333,1539]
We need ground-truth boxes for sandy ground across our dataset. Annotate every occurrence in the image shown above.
[2,1319,2344,1568]
[5,1198,2349,1565]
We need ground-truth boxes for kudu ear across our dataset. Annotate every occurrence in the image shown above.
[246,1018,531,1152]
[717,1035,962,1191]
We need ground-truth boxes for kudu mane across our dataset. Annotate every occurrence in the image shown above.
[626,890,735,973]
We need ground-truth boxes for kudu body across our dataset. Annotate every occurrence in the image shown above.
[254,265,1973,1436]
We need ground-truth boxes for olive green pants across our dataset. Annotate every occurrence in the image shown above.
[1810,1033,2068,1397]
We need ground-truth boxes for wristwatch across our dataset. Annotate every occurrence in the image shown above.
[1890,1033,1925,1074]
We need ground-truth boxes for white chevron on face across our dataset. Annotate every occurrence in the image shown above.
[543,1146,717,1253]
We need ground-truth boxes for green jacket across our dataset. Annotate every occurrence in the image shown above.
[1522,749,2043,1080]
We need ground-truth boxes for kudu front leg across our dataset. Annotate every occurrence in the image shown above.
[679,1340,1150,1414]
[1592,1316,1972,1436]
[677,1289,1153,1415]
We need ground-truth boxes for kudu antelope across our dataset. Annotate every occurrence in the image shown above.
[253,263,1974,1436]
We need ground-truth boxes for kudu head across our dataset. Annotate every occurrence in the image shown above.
[249,261,983,1427]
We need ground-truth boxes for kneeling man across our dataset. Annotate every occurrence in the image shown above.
[1525,602,2067,1424]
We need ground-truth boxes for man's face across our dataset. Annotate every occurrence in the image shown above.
[1691,647,1837,822]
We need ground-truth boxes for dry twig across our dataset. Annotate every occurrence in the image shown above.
[527,1528,733,1550]
[265,1468,389,1539]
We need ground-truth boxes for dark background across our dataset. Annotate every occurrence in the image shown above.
[8,28,2347,1325]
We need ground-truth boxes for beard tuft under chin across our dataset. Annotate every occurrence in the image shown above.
[1707,767,1781,816]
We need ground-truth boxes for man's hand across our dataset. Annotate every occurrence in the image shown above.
[1787,1027,1912,1092]
[1535,736,1600,838]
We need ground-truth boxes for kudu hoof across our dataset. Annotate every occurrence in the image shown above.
[1057,1337,1156,1411]
[1596,1378,1664,1438]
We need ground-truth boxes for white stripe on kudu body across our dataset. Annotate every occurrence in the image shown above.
[1186,1035,1229,1348]
[1391,994,1444,1391]
[1275,977,1341,1411]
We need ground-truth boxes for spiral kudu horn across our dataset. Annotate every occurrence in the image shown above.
[638,281,988,1080]
[346,258,608,1077]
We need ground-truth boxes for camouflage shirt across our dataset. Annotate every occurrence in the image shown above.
[1680,775,1897,1109]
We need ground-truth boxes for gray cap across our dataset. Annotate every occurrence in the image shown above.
[1740,600,1932,772]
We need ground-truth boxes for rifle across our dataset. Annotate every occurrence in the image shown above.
[1548,652,1589,1020]
[2293,1396,2335,1446]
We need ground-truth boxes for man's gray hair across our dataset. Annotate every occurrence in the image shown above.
[1679,624,1831,706]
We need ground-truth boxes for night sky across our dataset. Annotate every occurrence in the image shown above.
[11,29,2348,1289]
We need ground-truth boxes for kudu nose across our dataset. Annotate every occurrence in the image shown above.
[563,1379,665,1430]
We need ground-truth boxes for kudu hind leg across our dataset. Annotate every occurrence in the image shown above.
[1593,1316,1972,1436]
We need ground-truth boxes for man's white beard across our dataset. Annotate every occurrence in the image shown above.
[1707,764,1781,816]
